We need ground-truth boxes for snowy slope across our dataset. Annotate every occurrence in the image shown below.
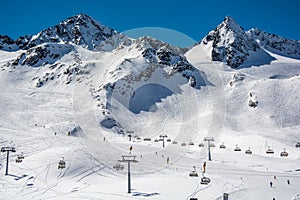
[248,28,300,59]
[0,14,300,200]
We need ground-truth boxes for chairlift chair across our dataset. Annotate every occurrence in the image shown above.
[16,153,25,163]
[219,143,226,149]
[143,138,151,141]
[200,177,211,184]
[113,162,125,170]
[280,148,288,157]
[266,146,274,154]
[198,143,204,147]
[245,147,252,154]
[189,171,198,177]
[172,140,177,144]
[58,157,66,169]
[234,144,241,151]
[209,143,215,147]
[167,138,172,142]
[181,142,187,146]
[189,166,198,177]
[188,141,195,146]
[154,139,159,142]
[18,152,24,159]
[295,142,300,148]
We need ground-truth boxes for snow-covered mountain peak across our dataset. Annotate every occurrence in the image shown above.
[222,16,245,33]
[17,13,118,50]
[199,16,260,68]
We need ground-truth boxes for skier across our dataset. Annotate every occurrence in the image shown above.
[273,198,275,200]
[129,146,133,154]
[270,181,273,187]
[287,179,290,185]
[167,157,169,164]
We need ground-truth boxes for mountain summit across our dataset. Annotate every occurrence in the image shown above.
[2,14,118,51]
[200,16,260,68]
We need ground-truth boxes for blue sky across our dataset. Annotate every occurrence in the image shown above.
[0,0,299,47]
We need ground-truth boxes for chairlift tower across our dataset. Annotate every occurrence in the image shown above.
[1,147,16,175]
[159,134,168,148]
[203,137,214,161]
[118,155,138,193]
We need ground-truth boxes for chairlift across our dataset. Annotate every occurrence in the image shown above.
[198,143,204,147]
[280,148,288,157]
[58,157,66,169]
[200,176,211,184]
[209,143,215,147]
[188,141,195,146]
[234,144,241,151]
[295,142,300,148]
[245,147,252,154]
[16,153,24,163]
[18,152,24,159]
[266,146,274,154]
[143,138,151,141]
[189,166,198,177]
[113,162,124,170]
[167,138,172,142]
[181,142,187,146]
[219,143,226,149]
[172,140,177,144]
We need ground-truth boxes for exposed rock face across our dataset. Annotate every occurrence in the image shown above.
[201,16,259,68]
[12,44,73,67]
[0,35,19,51]
[248,28,300,59]
[15,14,119,51]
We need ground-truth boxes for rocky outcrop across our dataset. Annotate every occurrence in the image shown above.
[201,16,259,68]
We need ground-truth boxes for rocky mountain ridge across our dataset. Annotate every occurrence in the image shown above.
[0,14,299,69]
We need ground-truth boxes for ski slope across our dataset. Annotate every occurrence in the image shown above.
[0,40,300,200]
